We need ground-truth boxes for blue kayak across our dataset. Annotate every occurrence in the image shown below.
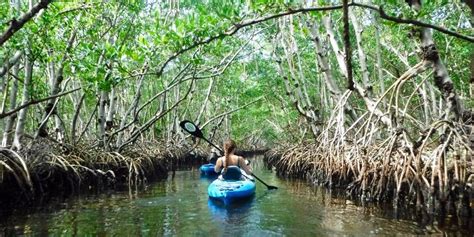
[200,164,218,176]
[208,168,256,205]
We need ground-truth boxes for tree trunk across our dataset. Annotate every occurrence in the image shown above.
[1,63,19,147]
[106,86,116,131]
[0,51,23,89]
[324,14,392,127]
[372,1,384,99]
[115,68,147,148]
[12,53,32,150]
[349,9,371,94]
[98,88,109,148]
[308,20,358,122]
[408,0,463,121]
[70,93,85,146]
[279,17,320,137]
[466,0,474,100]
[196,78,214,123]
[36,31,76,138]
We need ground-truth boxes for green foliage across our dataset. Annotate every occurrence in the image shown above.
[0,0,471,146]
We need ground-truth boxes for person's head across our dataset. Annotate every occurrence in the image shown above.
[223,139,236,168]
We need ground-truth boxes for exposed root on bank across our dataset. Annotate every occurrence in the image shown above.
[0,138,207,206]
[265,120,473,217]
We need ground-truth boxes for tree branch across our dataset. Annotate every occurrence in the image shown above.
[155,4,345,77]
[353,2,474,43]
[0,87,80,119]
[200,96,265,130]
[0,0,53,47]
[0,51,23,78]
[155,2,473,80]
[117,79,196,151]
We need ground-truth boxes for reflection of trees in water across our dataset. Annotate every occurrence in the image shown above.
[246,155,263,169]
[1,180,176,235]
[274,173,415,235]
[2,166,466,236]
[283,177,466,235]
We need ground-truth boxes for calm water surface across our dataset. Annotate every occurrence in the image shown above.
[0,158,471,236]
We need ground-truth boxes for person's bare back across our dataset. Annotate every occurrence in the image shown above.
[214,140,252,175]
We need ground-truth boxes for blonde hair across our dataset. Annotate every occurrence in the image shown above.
[223,139,236,169]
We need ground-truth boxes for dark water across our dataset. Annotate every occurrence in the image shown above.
[0,158,471,236]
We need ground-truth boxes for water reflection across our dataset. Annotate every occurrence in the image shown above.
[0,157,472,236]
[207,199,257,236]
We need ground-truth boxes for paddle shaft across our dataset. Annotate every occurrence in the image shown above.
[180,120,277,190]
[202,137,223,154]
[198,137,277,190]
[250,174,272,187]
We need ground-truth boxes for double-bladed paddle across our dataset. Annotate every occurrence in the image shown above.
[179,120,278,190]
[180,120,221,152]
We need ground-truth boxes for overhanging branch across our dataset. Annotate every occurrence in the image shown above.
[0,0,53,47]
[156,2,472,80]
[200,96,265,130]
[0,87,80,119]
[353,2,474,43]
[155,4,345,77]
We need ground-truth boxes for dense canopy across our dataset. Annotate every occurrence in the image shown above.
[1,0,472,149]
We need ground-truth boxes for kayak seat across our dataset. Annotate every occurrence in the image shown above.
[222,166,242,180]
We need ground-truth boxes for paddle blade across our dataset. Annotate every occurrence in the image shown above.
[252,174,278,190]
[179,120,203,138]
[267,185,278,190]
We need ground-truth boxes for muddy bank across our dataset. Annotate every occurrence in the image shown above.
[0,138,208,207]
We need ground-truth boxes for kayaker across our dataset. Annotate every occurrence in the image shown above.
[208,148,219,165]
[214,139,252,180]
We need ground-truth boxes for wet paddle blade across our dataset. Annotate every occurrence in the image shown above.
[179,120,203,138]
[252,174,278,190]
[180,118,279,190]
[267,185,278,190]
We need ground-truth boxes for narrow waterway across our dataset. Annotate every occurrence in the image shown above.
[0,158,471,236]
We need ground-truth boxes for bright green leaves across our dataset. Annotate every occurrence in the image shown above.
[211,0,242,21]
[104,40,118,59]
[1,0,470,145]
[98,78,112,92]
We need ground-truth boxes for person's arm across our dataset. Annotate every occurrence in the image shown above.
[239,157,252,175]
[214,158,223,173]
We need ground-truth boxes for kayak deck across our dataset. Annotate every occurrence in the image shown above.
[208,178,256,205]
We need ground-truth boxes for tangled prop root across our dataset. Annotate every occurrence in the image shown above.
[0,138,207,206]
[265,121,473,217]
